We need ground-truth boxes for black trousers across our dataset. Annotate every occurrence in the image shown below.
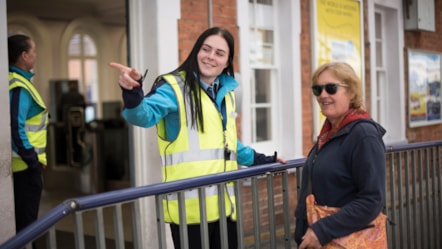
[13,168,43,233]
[170,217,238,249]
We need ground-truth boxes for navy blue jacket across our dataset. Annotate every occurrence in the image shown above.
[294,119,386,246]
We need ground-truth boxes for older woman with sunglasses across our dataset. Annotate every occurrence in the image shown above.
[294,62,387,249]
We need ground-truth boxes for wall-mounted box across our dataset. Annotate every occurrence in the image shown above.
[404,0,435,32]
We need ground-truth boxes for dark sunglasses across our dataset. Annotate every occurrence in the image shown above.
[311,83,348,96]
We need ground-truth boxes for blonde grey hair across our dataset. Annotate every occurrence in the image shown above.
[311,62,363,109]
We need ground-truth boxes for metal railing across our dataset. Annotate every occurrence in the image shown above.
[1,141,442,249]
[384,141,442,249]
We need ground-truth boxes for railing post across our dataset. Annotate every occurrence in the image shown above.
[234,180,244,249]
[404,151,412,249]
[266,172,276,248]
[73,212,86,249]
[155,195,167,249]
[282,171,292,249]
[217,183,228,249]
[397,152,404,248]
[131,200,142,249]
[178,191,189,249]
[437,146,442,249]
[198,187,209,248]
[251,176,261,248]
[113,203,125,249]
[430,146,440,249]
[94,207,106,249]
[411,150,418,249]
[388,152,397,249]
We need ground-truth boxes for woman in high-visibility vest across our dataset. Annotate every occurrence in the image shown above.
[8,34,48,234]
[110,27,286,249]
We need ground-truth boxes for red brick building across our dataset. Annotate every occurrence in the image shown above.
[3,0,442,246]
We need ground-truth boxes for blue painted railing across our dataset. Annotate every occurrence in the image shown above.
[0,158,306,249]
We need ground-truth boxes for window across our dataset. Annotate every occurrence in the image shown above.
[68,33,98,103]
[374,12,387,124]
[239,0,302,157]
[248,0,277,144]
[252,69,273,141]
[371,5,407,144]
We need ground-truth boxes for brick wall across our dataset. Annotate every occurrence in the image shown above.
[300,0,315,156]
[178,0,239,72]
[175,0,442,242]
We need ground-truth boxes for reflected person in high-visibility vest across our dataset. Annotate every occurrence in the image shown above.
[8,34,48,237]
[109,27,286,249]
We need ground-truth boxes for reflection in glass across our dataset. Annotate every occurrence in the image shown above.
[254,69,271,103]
[255,107,271,141]
[85,59,98,103]
[83,35,97,56]
[68,33,99,104]
[249,28,274,66]
[68,34,81,56]
[68,59,81,81]
[251,69,272,142]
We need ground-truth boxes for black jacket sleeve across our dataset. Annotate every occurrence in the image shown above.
[252,150,277,165]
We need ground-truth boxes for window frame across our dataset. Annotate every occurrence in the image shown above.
[247,0,279,152]
[369,3,407,144]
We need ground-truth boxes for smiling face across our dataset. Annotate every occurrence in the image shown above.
[197,34,229,85]
[315,69,354,127]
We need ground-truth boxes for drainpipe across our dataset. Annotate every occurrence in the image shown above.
[208,0,213,27]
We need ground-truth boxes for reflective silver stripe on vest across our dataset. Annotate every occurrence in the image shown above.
[161,148,237,165]
[165,184,235,201]
[34,147,46,154]
[11,146,46,159]
[10,76,48,132]
[25,112,48,132]
[161,75,237,165]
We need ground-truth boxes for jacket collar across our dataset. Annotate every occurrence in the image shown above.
[9,66,35,81]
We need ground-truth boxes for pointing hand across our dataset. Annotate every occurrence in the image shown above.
[108,62,142,90]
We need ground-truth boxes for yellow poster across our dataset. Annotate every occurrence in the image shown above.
[312,0,363,136]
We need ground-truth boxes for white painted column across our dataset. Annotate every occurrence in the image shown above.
[279,0,303,159]
[128,0,180,248]
[0,0,17,242]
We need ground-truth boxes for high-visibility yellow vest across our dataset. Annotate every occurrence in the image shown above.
[158,73,238,224]
[9,72,48,172]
